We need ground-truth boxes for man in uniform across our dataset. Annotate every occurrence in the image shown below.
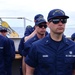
[24,14,48,42]
[0,27,12,75]
[0,26,15,75]
[25,9,75,75]
[22,14,48,75]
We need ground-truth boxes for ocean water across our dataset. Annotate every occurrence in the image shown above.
[12,27,25,38]
[64,28,75,37]
[12,27,75,38]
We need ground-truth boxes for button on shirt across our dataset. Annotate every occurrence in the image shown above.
[25,34,75,75]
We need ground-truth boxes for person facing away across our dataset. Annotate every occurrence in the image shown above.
[25,9,75,75]
[0,28,13,75]
[0,26,15,75]
[71,33,75,41]
[22,14,48,75]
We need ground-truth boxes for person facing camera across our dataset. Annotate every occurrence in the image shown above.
[25,9,75,75]
[24,14,48,42]
[22,14,48,75]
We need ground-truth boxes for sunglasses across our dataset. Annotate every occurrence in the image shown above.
[0,30,7,32]
[38,24,47,28]
[49,18,67,24]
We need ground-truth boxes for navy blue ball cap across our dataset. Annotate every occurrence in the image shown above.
[0,26,8,32]
[35,17,46,25]
[47,9,69,21]
[34,14,46,25]
[34,14,44,21]
[71,33,75,41]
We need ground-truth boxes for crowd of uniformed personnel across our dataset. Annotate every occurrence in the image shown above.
[0,9,75,75]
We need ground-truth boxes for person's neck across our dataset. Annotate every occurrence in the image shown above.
[37,33,45,39]
[50,33,63,41]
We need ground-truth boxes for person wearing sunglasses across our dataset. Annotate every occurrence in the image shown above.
[22,14,48,75]
[25,9,75,75]
[0,26,15,75]
[24,14,48,42]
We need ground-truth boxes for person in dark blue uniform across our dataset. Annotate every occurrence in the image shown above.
[24,25,35,36]
[24,14,44,37]
[19,14,47,56]
[18,14,48,75]
[22,14,48,75]
[0,26,15,75]
[71,33,75,41]
[24,14,48,42]
[0,29,13,75]
[21,15,43,58]
[18,36,25,75]
[25,9,75,75]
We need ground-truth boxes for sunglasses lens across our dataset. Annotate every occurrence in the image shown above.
[51,18,67,24]
[43,25,47,28]
[61,19,67,24]
[38,25,47,28]
[52,19,60,24]
[0,30,7,32]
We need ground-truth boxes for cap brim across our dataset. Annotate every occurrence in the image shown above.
[53,15,69,19]
[48,15,69,21]
[35,20,46,25]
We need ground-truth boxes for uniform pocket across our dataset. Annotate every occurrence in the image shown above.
[37,54,55,74]
[39,54,55,64]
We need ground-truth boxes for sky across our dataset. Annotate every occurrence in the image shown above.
[0,0,75,28]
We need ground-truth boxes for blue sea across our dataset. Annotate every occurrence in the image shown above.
[12,27,25,38]
[12,27,75,38]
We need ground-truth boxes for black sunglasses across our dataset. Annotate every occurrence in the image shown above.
[38,24,47,28]
[49,18,67,24]
[0,30,7,32]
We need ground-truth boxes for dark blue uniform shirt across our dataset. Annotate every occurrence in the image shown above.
[7,38,15,60]
[6,37,15,75]
[0,35,12,75]
[18,26,34,56]
[25,34,75,75]
[23,35,39,57]
[18,37,25,56]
